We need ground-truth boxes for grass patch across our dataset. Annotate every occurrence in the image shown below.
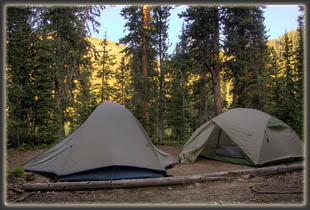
[13,167,24,177]
[154,140,185,146]
[16,143,49,151]
[6,168,11,175]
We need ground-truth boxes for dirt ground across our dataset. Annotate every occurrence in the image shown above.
[5,145,306,206]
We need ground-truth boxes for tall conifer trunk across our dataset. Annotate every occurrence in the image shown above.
[142,5,150,129]
[211,7,222,116]
[158,7,164,143]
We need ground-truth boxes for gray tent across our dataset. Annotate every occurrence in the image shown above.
[24,102,176,181]
[179,108,303,166]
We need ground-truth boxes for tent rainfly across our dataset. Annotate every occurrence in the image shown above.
[179,108,303,166]
[23,102,176,182]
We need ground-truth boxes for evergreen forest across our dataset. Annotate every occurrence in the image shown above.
[5,5,304,149]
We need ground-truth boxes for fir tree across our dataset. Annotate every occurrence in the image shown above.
[6,7,60,147]
[294,6,304,137]
[120,6,158,137]
[96,31,116,103]
[6,7,37,147]
[152,6,172,142]
[114,57,130,105]
[38,6,102,134]
[277,33,296,129]
[222,6,269,110]
[265,47,282,116]
[165,23,195,141]
[180,6,222,122]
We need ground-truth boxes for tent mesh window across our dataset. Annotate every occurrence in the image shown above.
[200,125,219,157]
[200,125,252,164]
[215,130,246,159]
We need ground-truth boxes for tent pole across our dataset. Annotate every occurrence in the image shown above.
[215,129,222,150]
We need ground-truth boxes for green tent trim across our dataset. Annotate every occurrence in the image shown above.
[200,148,255,166]
[200,148,303,167]
[256,157,303,167]
[267,117,288,129]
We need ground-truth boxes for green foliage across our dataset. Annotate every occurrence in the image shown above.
[272,32,303,137]
[13,167,24,177]
[181,6,222,117]
[6,168,11,175]
[5,5,304,149]
[16,142,48,151]
[264,10,304,138]
[154,140,186,146]
[113,57,131,105]
[96,31,117,103]
[6,7,36,148]
[64,123,71,136]
[165,23,198,141]
[120,6,164,137]
[6,6,103,148]
[222,6,269,110]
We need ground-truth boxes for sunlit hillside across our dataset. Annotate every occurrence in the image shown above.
[267,29,298,54]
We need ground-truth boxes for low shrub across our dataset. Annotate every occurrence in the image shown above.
[13,167,24,177]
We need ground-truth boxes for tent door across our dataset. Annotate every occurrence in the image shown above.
[215,129,247,159]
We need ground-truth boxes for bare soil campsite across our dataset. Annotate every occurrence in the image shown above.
[6,145,305,206]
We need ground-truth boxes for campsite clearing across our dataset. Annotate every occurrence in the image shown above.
[6,145,305,205]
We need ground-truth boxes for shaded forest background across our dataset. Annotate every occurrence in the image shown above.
[6,5,304,149]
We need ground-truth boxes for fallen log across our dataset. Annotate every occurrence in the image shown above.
[13,192,35,202]
[23,163,303,191]
[23,176,228,191]
[250,186,303,194]
[226,163,304,177]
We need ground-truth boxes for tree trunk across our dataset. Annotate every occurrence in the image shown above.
[211,7,222,116]
[121,67,124,105]
[158,10,164,143]
[159,62,164,143]
[204,93,209,122]
[101,67,105,103]
[23,176,227,191]
[54,72,65,137]
[211,70,222,116]
[181,71,187,136]
[199,70,208,126]
[142,5,149,129]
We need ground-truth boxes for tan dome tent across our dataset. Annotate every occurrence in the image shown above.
[179,108,303,166]
[23,102,176,182]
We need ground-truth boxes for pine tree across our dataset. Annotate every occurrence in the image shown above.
[265,47,282,116]
[96,31,116,103]
[294,6,304,137]
[120,6,158,137]
[152,6,172,142]
[120,6,146,127]
[30,33,61,145]
[6,7,37,147]
[114,57,131,105]
[180,6,222,123]
[6,7,60,147]
[38,6,102,134]
[277,33,296,129]
[165,23,195,141]
[222,6,269,110]
[142,5,150,129]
